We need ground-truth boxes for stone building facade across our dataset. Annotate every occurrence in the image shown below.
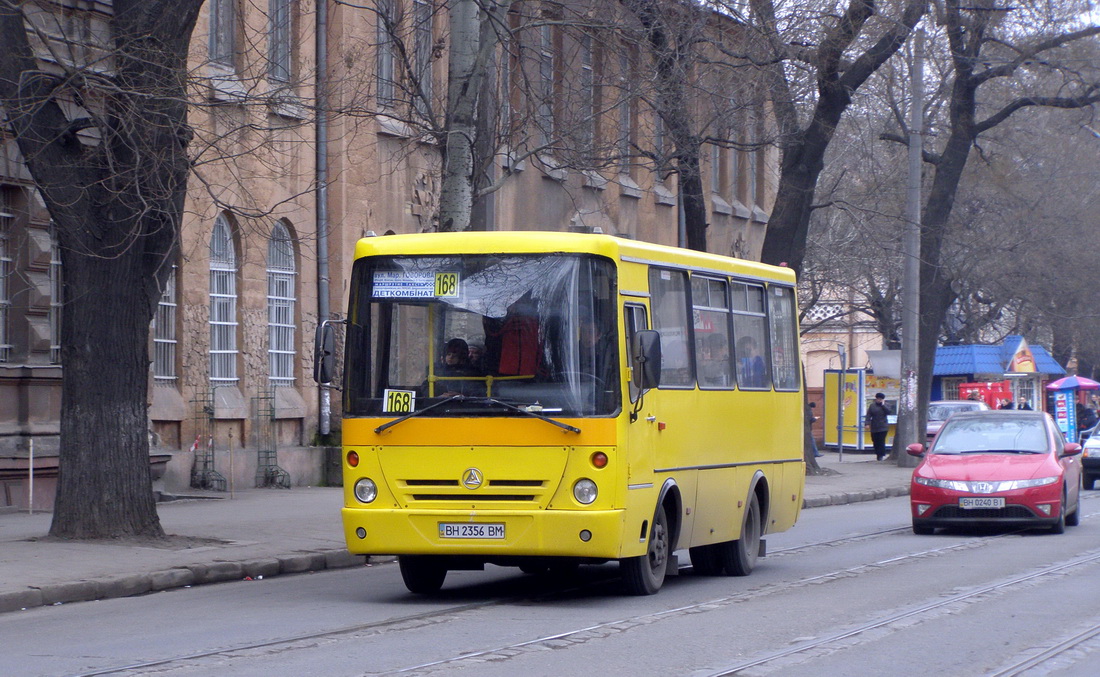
[0,0,776,507]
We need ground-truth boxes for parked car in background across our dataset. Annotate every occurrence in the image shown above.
[926,400,991,441]
[908,410,1082,535]
[1081,433,1100,489]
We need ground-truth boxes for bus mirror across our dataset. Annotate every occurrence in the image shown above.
[632,330,662,390]
[314,321,337,384]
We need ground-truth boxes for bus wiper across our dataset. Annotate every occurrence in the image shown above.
[469,396,582,434]
[374,395,463,434]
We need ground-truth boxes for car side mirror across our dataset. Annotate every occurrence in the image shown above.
[906,443,926,457]
[314,320,338,384]
[1062,442,1083,457]
[632,330,661,391]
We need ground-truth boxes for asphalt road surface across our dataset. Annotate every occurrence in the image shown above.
[5,493,1100,677]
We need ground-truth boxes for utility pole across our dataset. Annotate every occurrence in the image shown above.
[897,28,924,467]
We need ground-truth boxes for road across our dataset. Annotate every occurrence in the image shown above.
[5,493,1100,677]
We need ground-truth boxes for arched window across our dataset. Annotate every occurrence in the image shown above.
[267,221,296,387]
[209,214,238,383]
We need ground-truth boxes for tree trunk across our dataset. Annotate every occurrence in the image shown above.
[53,253,163,538]
[680,151,707,251]
[0,0,203,538]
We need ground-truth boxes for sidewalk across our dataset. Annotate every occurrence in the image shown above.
[0,452,911,614]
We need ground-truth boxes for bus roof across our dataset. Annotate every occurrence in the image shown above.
[353,232,796,285]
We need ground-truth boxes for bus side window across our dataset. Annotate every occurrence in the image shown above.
[767,286,800,390]
[648,268,694,387]
[731,282,771,390]
[624,304,648,402]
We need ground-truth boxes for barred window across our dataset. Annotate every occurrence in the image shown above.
[413,0,433,118]
[579,33,594,152]
[376,0,396,108]
[209,214,238,383]
[537,23,554,145]
[267,221,296,387]
[49,224,62,365]
[153,266,178,382]
[0,188,12,362]
[268,0,292,82]
[617,49,634,172]
[209,0,237,67]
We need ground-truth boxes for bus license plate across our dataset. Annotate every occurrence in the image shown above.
[959,497,1005,509]
[439,522,505,539]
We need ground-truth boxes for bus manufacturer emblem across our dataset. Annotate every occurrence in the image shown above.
[462,468,484,490]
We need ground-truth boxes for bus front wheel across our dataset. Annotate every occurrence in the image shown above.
[620,505,670,595]
[717,493,760,576]
[398,555,448,594]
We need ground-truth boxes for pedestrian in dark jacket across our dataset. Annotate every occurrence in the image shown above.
[865,392,891,461]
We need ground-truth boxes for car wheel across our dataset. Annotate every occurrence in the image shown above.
[912,522,934,535]
[1050,492,1067,534]
[621,504,670,595]
[1085,474,1096,491]
[398,555,448,594]
[1067,482,1081,527]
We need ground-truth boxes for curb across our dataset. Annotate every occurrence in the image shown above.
[0,549,368,615]
[803,486,910,509]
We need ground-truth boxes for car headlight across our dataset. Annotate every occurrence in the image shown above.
[573,478,598,504]
[914,476,969,491]
[354,478,378,503]
[1000,476,1058,490]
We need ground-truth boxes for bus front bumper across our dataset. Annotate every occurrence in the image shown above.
[342,507,634,560]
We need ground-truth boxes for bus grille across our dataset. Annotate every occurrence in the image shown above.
[399,479,547,503]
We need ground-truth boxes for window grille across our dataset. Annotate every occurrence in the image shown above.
[376,0,396,108]
[267,222,296,387]
[268,0,292,82]
[209,214,238,383]
[0,188,12,362]
[209,0,236,67]
[49,224,62,365]
[537,23,554,145]
[413,0,433,118]
[153,266,177,382]
[579,34,594,152]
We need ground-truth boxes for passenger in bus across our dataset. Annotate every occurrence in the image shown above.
[737,335,767,388]
[434,337,486,397]
[700,334,731,387]
[467,341,486,373]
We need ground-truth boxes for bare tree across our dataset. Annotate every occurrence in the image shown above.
[902,1,1100,417]
[0,0,205,538]
[753,0,927,273]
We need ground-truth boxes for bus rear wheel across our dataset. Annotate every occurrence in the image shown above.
[689,544,723,575]
[621,505,670,595]
[717,493,760,576]
[398,555,447,594]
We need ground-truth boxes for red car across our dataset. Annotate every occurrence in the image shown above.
[908,410,1082,535]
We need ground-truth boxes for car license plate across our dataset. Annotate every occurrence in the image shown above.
[959,497,1005,509]
[439,522,505,539]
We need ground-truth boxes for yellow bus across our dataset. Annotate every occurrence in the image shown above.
[316,232,804,595]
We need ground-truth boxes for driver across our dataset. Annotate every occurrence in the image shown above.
[435,338,485,397]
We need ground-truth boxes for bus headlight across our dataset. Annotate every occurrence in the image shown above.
[573,478,598,504]
[354,478,378,504]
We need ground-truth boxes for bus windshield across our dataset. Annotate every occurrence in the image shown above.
[344,253,620,418]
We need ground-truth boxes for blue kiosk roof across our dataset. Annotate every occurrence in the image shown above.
[933,336,1065,377]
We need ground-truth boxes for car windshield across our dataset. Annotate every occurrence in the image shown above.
[343,253,621,418]
[932,417,1049,454]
